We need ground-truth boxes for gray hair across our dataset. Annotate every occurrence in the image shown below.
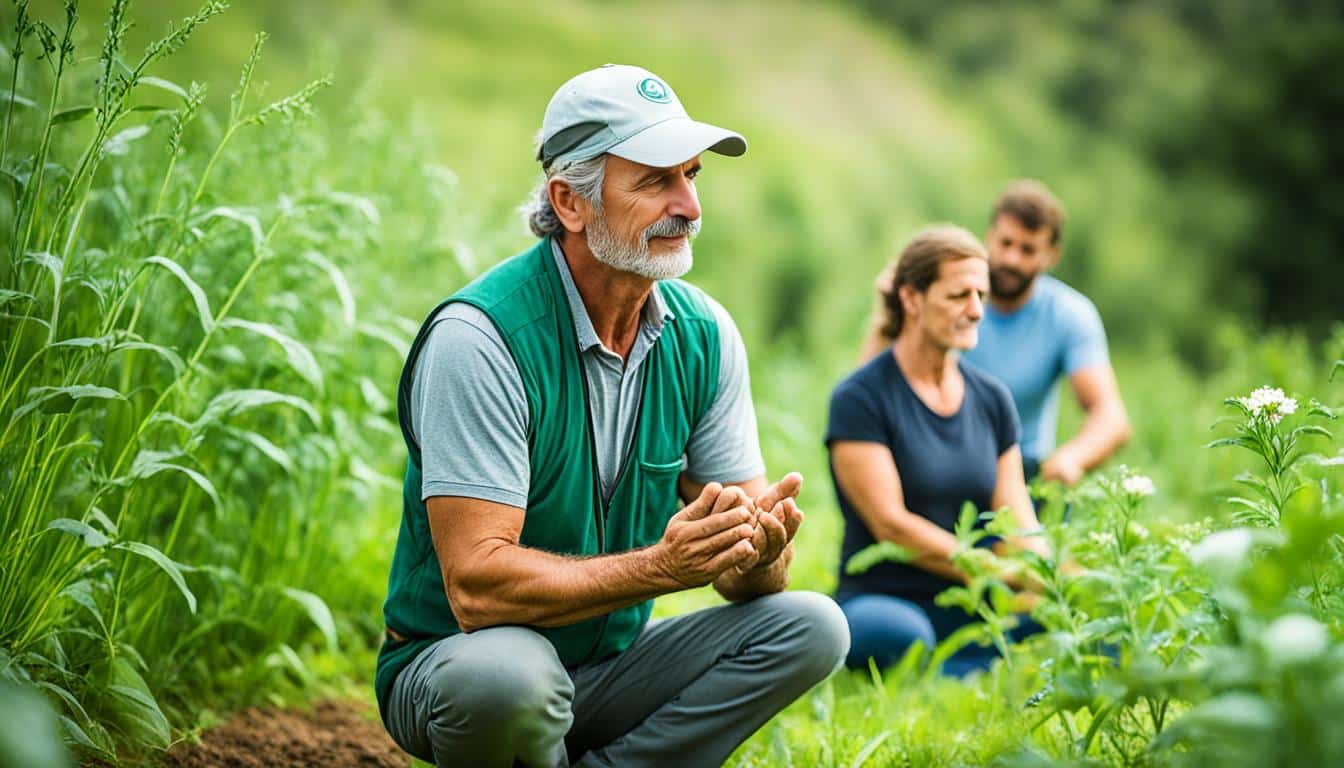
[522,154,607,238]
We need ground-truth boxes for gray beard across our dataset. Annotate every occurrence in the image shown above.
[587,213,698,280]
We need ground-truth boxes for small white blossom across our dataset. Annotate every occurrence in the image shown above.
[1262,614,1328,664]
[1239,386,1299,424]
[1089,531,1117,547]
[1190,528,1256,579]
[1175,538,1192,553]
[1128,522,1150,540]
[1122,474,1156,498]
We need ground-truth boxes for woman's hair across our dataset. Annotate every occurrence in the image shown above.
[876,224,988,339]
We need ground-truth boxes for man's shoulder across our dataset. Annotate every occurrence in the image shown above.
[1038,275,1101,323]
[657,278,719,325]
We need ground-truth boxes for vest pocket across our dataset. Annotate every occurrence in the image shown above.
[637,457,685,546]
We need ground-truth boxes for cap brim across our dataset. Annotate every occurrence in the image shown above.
[606,117,747,168]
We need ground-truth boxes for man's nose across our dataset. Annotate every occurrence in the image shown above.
[666,174,701,222]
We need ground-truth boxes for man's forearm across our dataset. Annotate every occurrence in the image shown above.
[714,542,793,602]
[449,543,680,632]
[1058,403,1131,471]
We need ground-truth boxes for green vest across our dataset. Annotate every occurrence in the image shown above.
[375,237,721,718]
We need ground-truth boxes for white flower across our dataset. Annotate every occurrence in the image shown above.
[1122,474,1156,498]
[1089,531,1117,547]
[1262,614,1328,664]
[1190,528,1256,579]
[1128,522,1150,540]
[1239,386,1299,424]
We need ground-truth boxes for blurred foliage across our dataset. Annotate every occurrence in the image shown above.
[856,0,1344,341]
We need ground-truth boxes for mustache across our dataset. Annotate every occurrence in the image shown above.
[643,216,701,242]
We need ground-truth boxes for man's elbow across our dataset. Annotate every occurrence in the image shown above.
[446,578,494,633]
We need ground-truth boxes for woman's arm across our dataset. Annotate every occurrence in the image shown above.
[830,440,965,582]
[990,445,1050,558]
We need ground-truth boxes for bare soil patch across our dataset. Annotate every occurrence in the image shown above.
[160,700,410,768]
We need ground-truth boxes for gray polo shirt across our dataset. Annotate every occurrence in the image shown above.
[407,241,765,508]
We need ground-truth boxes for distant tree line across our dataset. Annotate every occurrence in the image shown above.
[855,0,1343,335]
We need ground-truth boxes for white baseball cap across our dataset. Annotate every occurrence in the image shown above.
[537,64,747,171]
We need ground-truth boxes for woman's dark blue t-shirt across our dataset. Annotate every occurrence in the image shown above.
[826,350,1021,601]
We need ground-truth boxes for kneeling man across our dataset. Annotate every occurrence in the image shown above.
[376,64,849,768]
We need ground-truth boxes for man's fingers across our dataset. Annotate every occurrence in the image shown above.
[682,505,753,539]
[778,497,803,539]
[676,482,722,521]
[694,521,757,556]
[755,472,803,513]
[711,485,749,517]
[705,537,757,574]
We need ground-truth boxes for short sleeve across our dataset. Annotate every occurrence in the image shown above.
[987,375,1022,457]
[1061,295,1109,375]
[683,297,767,484]
[409,303,531,508]
[826,378,888,446]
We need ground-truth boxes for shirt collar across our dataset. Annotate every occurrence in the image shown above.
[550,238,674,352]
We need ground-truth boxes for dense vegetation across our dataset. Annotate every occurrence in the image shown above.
[2,1,1341,766]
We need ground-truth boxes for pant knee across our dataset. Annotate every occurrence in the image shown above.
[763,591,851,681]
[842,595,936,670]
[425,628,573,737]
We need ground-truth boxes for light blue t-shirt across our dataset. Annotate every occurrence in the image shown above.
[962,274,1109,464]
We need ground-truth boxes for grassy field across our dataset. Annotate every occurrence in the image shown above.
[3,2,1344,766]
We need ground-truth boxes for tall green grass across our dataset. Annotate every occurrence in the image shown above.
[0,2,446,760]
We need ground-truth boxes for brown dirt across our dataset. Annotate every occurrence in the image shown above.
[160,700,411,768]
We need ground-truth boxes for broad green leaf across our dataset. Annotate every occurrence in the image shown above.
[112,541,196,614]
[196,206,265,253]
[280,587,338,651]
[46,335,118,357]
[357,322,410,357]
[229,428,294,474]
[89,508,118,539]
[45,519,110,548]
[196,388,321,430]
[219,318,324,392]
[51,106,93,124]
[102,125,151,156]
[0,289,36,309]
[138,76,188,100]
[144,255,214,333]
[127,455,222,516]
[844,541,915,575]
[59,581,108,634]
[113,340,186,377]
[0,89,37,109]
[11,385,124,423]
[321,191,381,227]
[104,658,169,749]
[24,251,62,285]
[304,250,356,327]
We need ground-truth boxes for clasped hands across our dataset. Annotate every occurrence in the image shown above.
[652,473,805,589]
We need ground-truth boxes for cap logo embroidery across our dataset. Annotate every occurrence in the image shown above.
[637,77,671,103]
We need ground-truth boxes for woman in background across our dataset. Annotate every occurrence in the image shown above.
[827,225,1047,674]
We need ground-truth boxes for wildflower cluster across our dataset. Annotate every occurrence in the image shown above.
[1238,386,1299,424]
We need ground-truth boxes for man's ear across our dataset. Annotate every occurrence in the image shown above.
[1045,241,1062,269]
[548,178,589,235]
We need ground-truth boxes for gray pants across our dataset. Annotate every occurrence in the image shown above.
[383,591,849,767]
